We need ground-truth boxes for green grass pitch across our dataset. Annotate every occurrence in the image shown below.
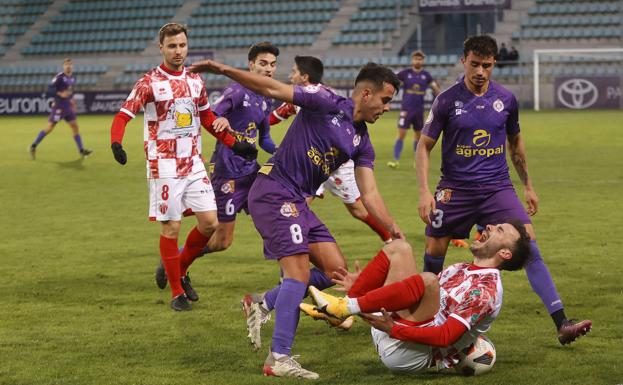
[1,109,621,384]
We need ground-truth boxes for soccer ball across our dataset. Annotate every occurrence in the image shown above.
[454,334,496,376]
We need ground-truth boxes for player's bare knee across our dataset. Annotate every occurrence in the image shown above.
[384,239,412,261]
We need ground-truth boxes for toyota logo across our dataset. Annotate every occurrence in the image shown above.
[557,79,598,109]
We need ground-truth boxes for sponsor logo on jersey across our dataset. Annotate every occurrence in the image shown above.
[493,99,504,112]
[280,202,299,218]
[307,146,339,175]
[455,129,502,158]
[472,129,491,147]
[436,188,452,203]
[220,180,235,194]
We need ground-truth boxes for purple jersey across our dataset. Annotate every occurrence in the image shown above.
[263,84,375,198]
[50,72,75,108]
[210,82,273,178]
[422,79,520,186]
[397,68,433,111]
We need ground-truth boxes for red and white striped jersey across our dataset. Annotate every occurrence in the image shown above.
[120,66,210,179]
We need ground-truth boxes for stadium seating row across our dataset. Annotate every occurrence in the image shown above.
[22,42,146,55]
[191,25,323,38]
[192,35,315,49]
[42,19,167,33]
[53,9,177,22]
[324,67,449,80]
[333,34,391,45]
[522,15,622,27]
[0,65,108,76]
[492,65,623,77]
[342,22,397,33]
[187,12,334,26]
[3,5,48,15]
[32,31,154,44]
[359,0,414,10]
[324,55,460,67]
[62,0,182,12]
[512,27,622,39]
[0,75,100,87]
[527,2,620,15]
[0,0,50,5]
[192,1,340,15]
[351,10,400,21]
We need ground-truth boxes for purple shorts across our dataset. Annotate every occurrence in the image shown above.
[48,103,76,123]
[398,109,424,131]
[249,174,335,260]
[212,173,256,223]
[425,185,531,239]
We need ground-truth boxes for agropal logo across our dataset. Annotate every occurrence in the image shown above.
[557,79,598,109]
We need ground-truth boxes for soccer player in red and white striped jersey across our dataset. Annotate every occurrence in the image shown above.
[109,23,256,311]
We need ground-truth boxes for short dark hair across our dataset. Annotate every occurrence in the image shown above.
[248,42,280,62]
[498,219,532,271]
[294,56,324,84]
[159,23,187,44]
[63,58,72,63]
[354,62,400,94]
[463,35,498,58]
[411,50,425,58]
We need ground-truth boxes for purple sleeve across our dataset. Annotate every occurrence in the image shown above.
[212,85,240,116]
[258,115,276,154]
[292,85,332,113]
[426,71,434,86]
[396,69,407,82]
[51,74,66,92]
[422,95,447,140]
[506,95,520,136]
[354,135,375,169]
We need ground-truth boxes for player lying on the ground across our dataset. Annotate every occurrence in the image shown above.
[307,221,591,373]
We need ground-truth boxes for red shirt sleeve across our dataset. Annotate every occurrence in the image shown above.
[389,317,467,347]
[200,108,235,148]
[269,102,297,126]
[110,111,132,144]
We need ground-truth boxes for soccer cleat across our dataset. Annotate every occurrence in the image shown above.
[155,261,167,289]
[308,286,351,320]
[80,148,93,158]
[451,239,470,248]
[181,274,199,302]
[299,303,354,330]
[241,293,271,350]
[28,145,36,160]
[386,160,399,169]
[170,294,192,311]
[558,319,592,345]
[263,351,319,379]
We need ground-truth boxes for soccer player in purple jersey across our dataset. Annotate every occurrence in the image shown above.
[190,60,403,379]
[154,42,278,301]
[387,50,440,170]
[415,35,591,346]
[29,58,92,159]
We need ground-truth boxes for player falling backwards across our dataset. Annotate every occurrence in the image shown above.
[415,35,591,344]
[154,42,279,302]
[190,60,403,379]
[29,58,92,159]
[109,23,256,311]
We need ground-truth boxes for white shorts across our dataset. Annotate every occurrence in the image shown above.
[148,171,217,221]
[315,160,360,204]
[371,326,432,373]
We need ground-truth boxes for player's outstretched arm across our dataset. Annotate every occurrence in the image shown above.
[379,313,467,347]
[189,60,294,103]
[415,135,437,225]
[355,166,403,240]
[507,132,538,216]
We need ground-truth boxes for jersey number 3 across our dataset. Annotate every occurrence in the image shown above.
[431,209,444,229]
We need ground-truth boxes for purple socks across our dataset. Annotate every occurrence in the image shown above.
[263,268,333,311]
[73,134,84,152]
[270,278,307,356]
[393,139,404,161]
[423,252,445,274]
[32,130,47,147]
[525,240,564,314]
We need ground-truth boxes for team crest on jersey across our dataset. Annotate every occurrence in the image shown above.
[280,202,299,218]
[436,189,453,204]
[220,180,235,194]
[159,203,168,215]
[454,101,464,108]
[493,99,504,112]
[353,135,361,146]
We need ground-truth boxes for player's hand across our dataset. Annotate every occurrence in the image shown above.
[418,190,436,225]
[188,60,226,75]
[212,117,230,133]
[331,261,361,292]
[111,142,127,165]
[524,188,538,216]
[389,222,404,240]
[231,141,258,161]
[360,308,394,334]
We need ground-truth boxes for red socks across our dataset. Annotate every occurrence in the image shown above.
[357,274,425,313]
[362,213,392,242]
[160,235,184,298]
[179,226,211,276]
[348,250,390,298]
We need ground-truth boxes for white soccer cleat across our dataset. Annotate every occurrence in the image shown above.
[241,293,271,350]
[263,351,319,380]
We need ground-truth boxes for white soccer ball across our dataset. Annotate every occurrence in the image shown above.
[454,334,496,376]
